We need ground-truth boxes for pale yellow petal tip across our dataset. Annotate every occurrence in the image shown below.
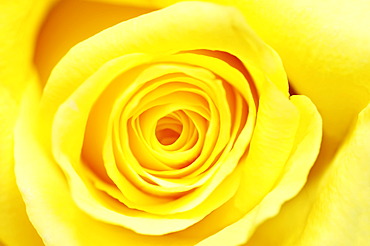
[357,102,370,123]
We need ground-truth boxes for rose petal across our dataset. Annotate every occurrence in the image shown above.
[236,0,370,146]
[196,95,322,245]
[0,0,55,244]
[246,103,370,245]
[35,0,153,83]
[0,0,55,100]
[0,85,43,246]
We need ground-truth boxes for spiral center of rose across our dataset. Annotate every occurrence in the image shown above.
[68,51,256,233]
[155,114,183,145]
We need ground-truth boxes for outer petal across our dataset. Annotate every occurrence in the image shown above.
[235,0,370,146]
[0,0,56,245]
[0,0,56,100]
[35,0,153,84]
[0,85,43,246]
[246,103,370,245]
[197,95,322,245]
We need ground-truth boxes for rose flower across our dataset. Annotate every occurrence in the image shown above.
[0,0,369,245]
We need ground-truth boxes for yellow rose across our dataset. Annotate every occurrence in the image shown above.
[0,1,369,246]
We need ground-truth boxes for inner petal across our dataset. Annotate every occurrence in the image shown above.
[155,115,183,146]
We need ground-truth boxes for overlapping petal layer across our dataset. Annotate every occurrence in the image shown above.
[51,50,256,234]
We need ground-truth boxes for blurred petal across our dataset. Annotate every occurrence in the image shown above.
[35,0,153,84]
[236,0,370,146]
[84,0,235,8]
[0,0,56,100]
[247,103,370,245]
[0,0,56,245]
[0,85,43,246]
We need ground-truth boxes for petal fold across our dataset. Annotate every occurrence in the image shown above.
[247,103,370,245]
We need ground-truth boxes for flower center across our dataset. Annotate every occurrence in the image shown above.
[155,114,183,146]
